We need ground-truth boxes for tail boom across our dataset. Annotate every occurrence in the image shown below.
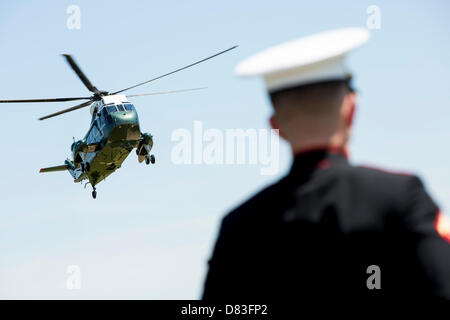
[39,165,69,173]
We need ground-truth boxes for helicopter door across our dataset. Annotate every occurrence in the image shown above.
[102,106,114,124]
[86,122,102,148]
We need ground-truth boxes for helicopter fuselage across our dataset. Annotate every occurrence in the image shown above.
[69,94,153,187]
[31,47,237,198]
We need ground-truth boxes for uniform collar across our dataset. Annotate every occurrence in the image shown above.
[289,146,348,177]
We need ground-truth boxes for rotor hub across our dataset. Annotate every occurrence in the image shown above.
[92,91,109,100]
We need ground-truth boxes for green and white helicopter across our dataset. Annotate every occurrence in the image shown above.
[0,46,237,198]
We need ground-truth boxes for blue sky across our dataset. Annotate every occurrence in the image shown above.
[0,0,449,299]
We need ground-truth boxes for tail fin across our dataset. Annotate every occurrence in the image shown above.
[39,164,69,173]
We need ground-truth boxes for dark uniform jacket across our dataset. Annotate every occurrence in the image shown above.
[203,149,450,301]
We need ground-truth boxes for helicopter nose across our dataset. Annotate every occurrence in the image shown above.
[110,110,140,140]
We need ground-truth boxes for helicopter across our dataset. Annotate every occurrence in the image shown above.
[0,46,237,198]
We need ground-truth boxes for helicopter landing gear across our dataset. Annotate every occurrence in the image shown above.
[92,187,97,199]
[145,154,155,165]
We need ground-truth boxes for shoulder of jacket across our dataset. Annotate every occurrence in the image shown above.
[223,178,286,224]
[356,164,415,177]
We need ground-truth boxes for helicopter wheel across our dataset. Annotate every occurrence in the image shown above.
[150,154,155,164]
[145,155,150,165]
[92,189,97,199]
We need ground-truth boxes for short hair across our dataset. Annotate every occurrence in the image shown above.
[269,79,352,120]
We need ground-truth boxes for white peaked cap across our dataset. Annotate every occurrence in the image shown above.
[235,28,370,92]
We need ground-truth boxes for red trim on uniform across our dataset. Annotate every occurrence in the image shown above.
[316,159,331,170]
[434,210,450,244]
[293,145,348,159]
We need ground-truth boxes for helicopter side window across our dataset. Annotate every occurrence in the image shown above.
[102,106,113,123]
[87,125,100,144]
[106,105,117,113]
[116,104,125,112]
[124,103,134,111]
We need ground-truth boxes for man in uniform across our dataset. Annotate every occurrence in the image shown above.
[202,28,450,300]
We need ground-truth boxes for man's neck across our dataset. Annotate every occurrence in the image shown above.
[290,134,347,155]
[291,139,348,158]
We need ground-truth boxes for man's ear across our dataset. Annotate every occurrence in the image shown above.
[345,93,356,127]
[269,114,286,139]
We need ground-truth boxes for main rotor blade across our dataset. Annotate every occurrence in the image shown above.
[126,87,207,98]
[112,45,238,95]
[39,100,93,121]
[0,97,91,103]
[62,54,99,94]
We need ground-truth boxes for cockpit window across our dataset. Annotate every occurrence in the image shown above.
[116,104,125,112]
[124,103,134,111]
[106,105,117,113]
